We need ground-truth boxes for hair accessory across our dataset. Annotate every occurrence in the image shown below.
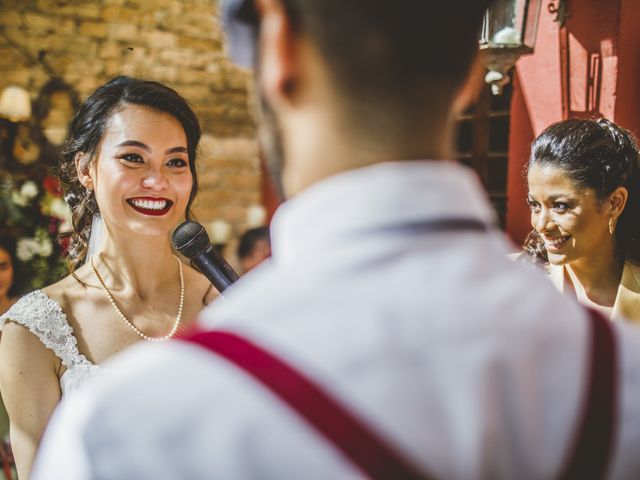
[91,255,184,341]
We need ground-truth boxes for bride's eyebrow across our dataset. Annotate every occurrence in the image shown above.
[165,146,188,155]
[115,140,149,151]
[114,141,187,155]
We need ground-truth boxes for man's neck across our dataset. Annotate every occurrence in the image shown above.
[281,108,454,196]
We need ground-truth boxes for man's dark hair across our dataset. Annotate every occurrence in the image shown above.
[270,0,491,132]
[237,226,271,260]
[283,2,487,91]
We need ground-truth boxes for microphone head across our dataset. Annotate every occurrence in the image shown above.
[172,221,210,259]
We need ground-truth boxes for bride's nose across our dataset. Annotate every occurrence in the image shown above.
[141,168,169,191]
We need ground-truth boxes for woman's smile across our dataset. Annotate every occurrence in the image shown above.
[127,197,174,216]
[543,234,571,252]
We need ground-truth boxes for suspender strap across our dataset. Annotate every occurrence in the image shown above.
[183,330,432,480]
[183,306,617,479]
[558,308,618,480]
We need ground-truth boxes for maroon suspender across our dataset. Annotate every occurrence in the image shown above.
[182,330,432,480]
[558,308,618,480]
[182,308,617,480]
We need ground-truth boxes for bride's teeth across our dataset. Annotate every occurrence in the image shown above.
[131,199,167,210]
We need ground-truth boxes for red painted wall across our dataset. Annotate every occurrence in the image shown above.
[614,0,640,137]
[505,0,640,245]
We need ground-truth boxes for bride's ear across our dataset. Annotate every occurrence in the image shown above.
[75,153,94,190]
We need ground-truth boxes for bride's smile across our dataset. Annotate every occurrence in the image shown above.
[126,197,174,216]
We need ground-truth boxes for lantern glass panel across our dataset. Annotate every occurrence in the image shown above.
[521,0,542,48]
[480,0,542,49]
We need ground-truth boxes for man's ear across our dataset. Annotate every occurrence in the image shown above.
[255,0,300,107]
[75,153,93,190]
[608,186,628,219]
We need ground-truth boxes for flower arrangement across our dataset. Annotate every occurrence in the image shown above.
[0,168,71,291]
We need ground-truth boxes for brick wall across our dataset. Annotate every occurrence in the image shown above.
[0,0,262,261]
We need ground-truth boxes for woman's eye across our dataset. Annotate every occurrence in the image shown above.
[121,153,143,164]
[167,158,188,168]
[553,202,569,212]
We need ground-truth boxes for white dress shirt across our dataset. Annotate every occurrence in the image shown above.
[33,160,640,479]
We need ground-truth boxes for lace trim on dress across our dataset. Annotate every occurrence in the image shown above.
[0,290,91,369]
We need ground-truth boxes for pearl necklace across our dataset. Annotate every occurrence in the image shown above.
[90,255,184,342]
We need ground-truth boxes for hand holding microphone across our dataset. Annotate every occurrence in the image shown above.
[172,221,239,294]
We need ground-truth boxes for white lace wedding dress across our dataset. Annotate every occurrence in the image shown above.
[0,290,103,396]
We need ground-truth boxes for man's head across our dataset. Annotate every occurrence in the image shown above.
[223,0,490,196]
[237,226,272,273]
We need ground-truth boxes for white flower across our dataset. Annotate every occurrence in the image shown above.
[17,230,55,261]
[58,220,72,234]
[11,191,28,207]
[20,181,38,200]
[37,237,53,257]
[48,198,72,222]
[16,238,39,262]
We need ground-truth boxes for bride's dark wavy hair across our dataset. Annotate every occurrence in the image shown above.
[523,118,640,265]
[59,76,201,271]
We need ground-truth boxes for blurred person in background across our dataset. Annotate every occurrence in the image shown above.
[0,236,26,316]
[0,236,25,480]
[524,118,640,323]
[237,226,271,274]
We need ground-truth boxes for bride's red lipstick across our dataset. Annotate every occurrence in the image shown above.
[126,197,173,216]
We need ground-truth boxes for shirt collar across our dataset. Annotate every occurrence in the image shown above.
[270,160,497,266]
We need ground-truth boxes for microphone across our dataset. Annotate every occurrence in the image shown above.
[172,221,239,294]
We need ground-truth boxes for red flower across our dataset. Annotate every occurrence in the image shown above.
[43,176,62,196]
[58,235,71,255]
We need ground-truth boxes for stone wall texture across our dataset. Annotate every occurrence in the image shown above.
[0,0,262,262]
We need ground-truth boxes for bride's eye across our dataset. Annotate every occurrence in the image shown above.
[167,158,188,168]
[119,153,143,164]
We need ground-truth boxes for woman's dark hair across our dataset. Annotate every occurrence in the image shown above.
[523,118,640,265]
[0,236,28,298]
[59,76,201,270]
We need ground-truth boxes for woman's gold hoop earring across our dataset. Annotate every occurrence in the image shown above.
[609,217,615,235]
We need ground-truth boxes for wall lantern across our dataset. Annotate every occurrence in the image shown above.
[479,0,543,95]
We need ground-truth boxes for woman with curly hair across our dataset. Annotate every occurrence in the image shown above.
[0,76,218,479]
[524,118,640,322]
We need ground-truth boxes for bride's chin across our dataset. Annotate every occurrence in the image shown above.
[125,222,175,239]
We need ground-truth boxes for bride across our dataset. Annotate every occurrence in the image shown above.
[0,76,218,479]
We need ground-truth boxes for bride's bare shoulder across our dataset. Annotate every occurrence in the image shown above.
[41,263,95,308]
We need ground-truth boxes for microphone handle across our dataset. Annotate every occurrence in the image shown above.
[191,245,239,293]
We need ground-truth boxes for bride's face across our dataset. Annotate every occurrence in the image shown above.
[89,104,193,240]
